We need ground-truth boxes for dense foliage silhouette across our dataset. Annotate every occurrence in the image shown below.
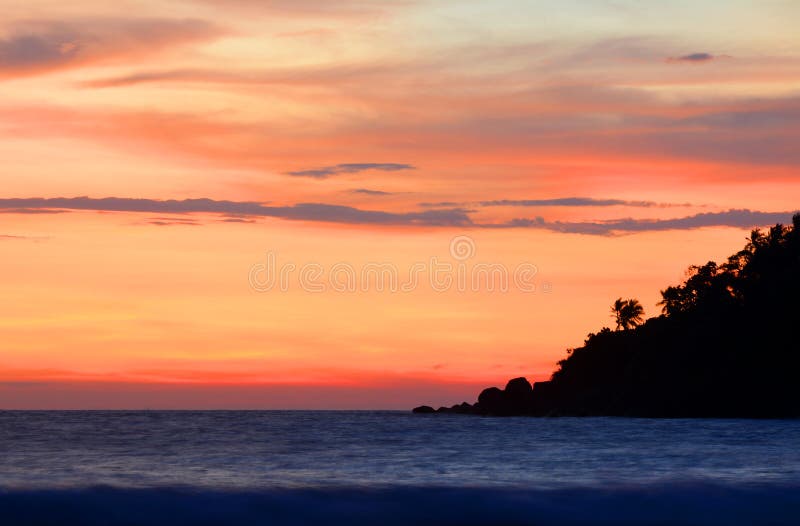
[415,215,800,417]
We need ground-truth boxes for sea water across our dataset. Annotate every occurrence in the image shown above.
[1,411,799,524]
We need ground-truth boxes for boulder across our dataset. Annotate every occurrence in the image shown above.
[504,377,535,414]
[477,387,505,415]
[505,377,533,396]
[450,402,475,414]
[412,405,435,414]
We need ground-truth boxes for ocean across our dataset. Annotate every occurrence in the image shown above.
[1,411,799,524]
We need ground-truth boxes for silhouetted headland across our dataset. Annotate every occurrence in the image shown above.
[414,215,800,418]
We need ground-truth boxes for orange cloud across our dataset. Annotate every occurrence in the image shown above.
[4,90,800,179]
[0,18,223,78]
[191,0,413,18]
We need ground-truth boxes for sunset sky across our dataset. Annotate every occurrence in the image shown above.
[1,0,799,408]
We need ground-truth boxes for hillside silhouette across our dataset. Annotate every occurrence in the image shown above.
[414,214,800,417]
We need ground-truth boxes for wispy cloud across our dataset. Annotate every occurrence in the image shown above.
[420,197,690,208]
[482,198,678,208]
[667,52,723,63]
[0,96,797,207]
[287,163,415,179]
[499,209,797,235]
[0,18,222,78]
[191,0,410,17]
[219,217,257,223]
[0,197,470,227]
[81,64,395,88]
[1,233,47,241]
[144,216,202,227]
[0,198,792,235]
[0,207,68,214]
[350,188,395,196]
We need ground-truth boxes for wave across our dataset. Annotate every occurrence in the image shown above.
[1,483,799,525]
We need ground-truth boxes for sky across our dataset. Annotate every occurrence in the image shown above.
[1,0,799,408]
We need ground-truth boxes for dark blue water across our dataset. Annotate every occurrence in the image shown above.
[2,411,800,524]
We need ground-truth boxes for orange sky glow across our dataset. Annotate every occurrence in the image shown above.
[1,0,799,408]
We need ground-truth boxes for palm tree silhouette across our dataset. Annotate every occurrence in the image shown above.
[611,297,645,330]
[611,298,626,330]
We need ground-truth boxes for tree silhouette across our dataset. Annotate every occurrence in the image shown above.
[611,298,645,330]
[554,214,800,416]
[611,298,626,330]
[416,214,800,417]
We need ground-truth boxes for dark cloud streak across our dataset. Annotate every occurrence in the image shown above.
[287,163,415,179]
[0,197,470,227]
[498,209,797,235]
[350,188,395,196]
[420,197,690,208]
[667,52,722,63]
[0,198,792,235]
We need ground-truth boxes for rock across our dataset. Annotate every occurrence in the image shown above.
[412,405,435,414]
[504,377,535,414]
[475,378,536,415]
[505,377,533,396]
[477,387,505,415]
[413,376,545,416]
[448,402,475,414]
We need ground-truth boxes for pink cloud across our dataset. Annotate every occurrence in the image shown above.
[0,18,223,78]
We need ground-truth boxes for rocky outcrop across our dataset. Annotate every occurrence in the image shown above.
[414,377,555,416]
